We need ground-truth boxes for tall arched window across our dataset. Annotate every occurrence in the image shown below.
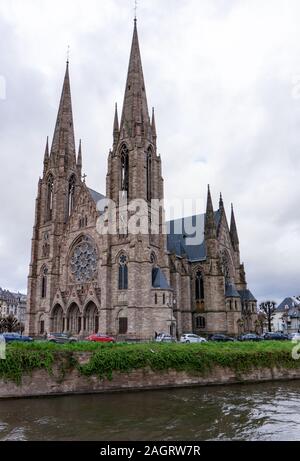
[41,266,48,298]
[196,316,206,329]
[118,255,128,290]
[67,175,76,217]
[46,174,54,221]
[146,147,152,202]
[195,271,204,300]
[120,145,129,199]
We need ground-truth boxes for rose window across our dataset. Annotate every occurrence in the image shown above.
[70,237,97,283]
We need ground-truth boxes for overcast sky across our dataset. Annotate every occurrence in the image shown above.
[0,0,299,303]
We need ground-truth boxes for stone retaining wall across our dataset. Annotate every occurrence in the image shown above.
[1,356,300,399]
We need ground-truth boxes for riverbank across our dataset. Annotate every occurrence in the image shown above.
[0,341,299,399]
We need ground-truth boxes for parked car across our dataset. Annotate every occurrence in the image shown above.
[47,333,77,344]
[2,332,33,343]
[263,332,289,341]
[86,334,115,343]
[180,333,207,344]
[238,333,263,342]
[209,334,236,342]
[155,333,175,343]
[290,333,300,341]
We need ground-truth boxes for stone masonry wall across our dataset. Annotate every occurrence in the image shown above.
[1,352,300,399]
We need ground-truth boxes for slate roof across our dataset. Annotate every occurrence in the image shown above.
[238,289,257,302]
[0,288,27,303]
[277,297,300,312]
[88,188,106,205]
[85,191,222,263]
[166,211,221,261]
[225,283,240,298]
[152,268,171,290]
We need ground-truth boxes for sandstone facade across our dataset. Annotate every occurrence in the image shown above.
[26,21,257,340]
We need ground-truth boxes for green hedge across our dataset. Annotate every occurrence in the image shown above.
[0,341,299,384]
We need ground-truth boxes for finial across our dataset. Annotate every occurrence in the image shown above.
[134,0,138,22]
[66,45,70,64]
[219,192,224,210]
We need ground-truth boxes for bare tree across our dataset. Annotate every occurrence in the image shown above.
[259,301,277,332]
[1,314,21,333]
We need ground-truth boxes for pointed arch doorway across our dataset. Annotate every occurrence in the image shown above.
[84,302,99,335]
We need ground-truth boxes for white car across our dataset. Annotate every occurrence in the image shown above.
[155,333,175,343]
[180,333,207,344]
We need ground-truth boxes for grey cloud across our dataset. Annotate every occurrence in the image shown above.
[0,0,299,304]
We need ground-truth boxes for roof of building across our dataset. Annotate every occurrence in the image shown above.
[225,283,240,298]
[152,268,171,290]
[166,211,221,261]
[277,296,300,312]
[88,188,106,205]
[0,288,27,304]
[238,289,257,302]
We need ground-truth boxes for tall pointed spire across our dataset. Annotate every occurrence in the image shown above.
[151,107,157,140]
[77,139,82,166]
[219,192,224,212]
[50,61,76,161]
[113,103,119,146]
[77,139,82,176]
[230,204,240,248]
[205,185,217,240]
[120,19,150,139]
[43,136,49,164]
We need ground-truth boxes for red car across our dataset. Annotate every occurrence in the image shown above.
[86,334,115,343]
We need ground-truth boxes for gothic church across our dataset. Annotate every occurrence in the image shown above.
[26,21,257,339]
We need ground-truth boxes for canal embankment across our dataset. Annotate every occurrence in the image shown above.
[1,341,300,399]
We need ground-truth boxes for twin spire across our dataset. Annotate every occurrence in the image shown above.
[47,19,155,170]
[205,186,239,249]
[44,60,82,171]
[51,61,76,159]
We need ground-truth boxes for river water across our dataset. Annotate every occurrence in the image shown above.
[0,381,300,441]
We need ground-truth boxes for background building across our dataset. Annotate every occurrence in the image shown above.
[0,287,27,326]
[273,296,300,333]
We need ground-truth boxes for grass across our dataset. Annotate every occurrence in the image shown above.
[0,340,299,384]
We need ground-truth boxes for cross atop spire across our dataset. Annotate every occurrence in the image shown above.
[50,61,76,163]
[134,0,138,21]
[119,19,150,140]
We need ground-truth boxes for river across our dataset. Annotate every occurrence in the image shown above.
[0,381,300,441]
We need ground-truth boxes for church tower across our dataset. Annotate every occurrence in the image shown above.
[26,62,82,335]
[105,20,175,339]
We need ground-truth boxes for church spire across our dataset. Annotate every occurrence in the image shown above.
[77,139,82,176]
[230,204,240,249]
[205,185,217,240]
[219,192,224,212]
[43,136,49,164]
[120,19,150,140]
[50,61,76,162]
[113,103,119,146]
[151,107,157,141]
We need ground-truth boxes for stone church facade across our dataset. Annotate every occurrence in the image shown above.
[26,21,257,340]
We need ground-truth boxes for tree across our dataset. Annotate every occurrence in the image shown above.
[0,316,5,333]
[1,314,21,333]
[259,301,277,332]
